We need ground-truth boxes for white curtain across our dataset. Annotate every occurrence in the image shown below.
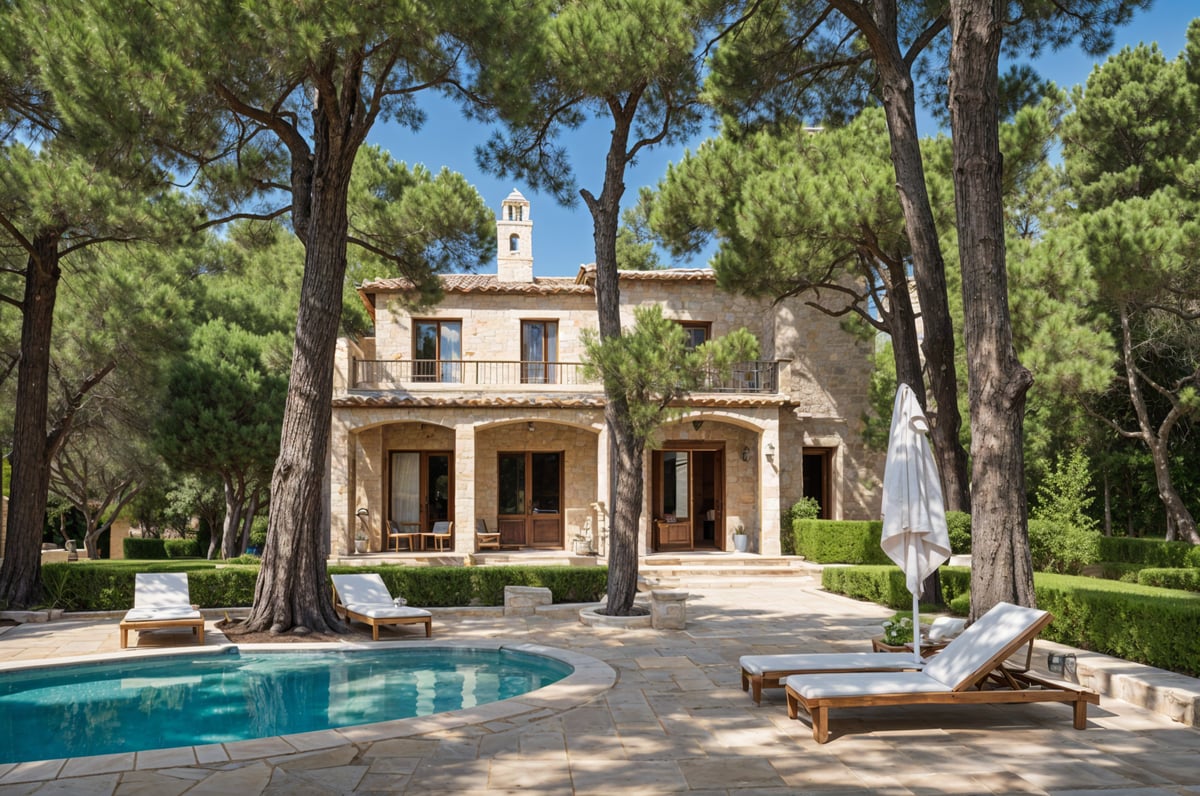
[391,453,421,526]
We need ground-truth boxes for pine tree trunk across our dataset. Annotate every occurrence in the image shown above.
[948,0,1036,620]
[587,102,644,616]
[871,25,971,513]
[236,81,356,635]
[0,235,61,609]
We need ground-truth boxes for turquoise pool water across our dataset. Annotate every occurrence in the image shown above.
[0,647,572,764]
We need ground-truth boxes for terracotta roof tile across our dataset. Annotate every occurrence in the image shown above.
[361,274,591,295]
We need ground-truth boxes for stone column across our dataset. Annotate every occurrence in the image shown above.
[455,423,476,552]
[329,411,354,556]
[759,414,782,556]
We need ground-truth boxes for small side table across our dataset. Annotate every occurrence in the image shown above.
[870,636,950,656]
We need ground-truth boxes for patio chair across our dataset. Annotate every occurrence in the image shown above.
[331,573,432,640]
[119,572,205,649]
[420,520,453,552]
[476,519,501,551]
[387,520,419,552]
[783,602,1099,743]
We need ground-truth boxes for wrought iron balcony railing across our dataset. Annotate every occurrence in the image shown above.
[350,359,779,394]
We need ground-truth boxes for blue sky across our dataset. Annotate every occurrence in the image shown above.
[367,3,1192,279]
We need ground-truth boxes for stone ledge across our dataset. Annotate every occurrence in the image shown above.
[1034,639,1200,727]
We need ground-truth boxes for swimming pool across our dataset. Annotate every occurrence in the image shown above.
[0,645,573,765]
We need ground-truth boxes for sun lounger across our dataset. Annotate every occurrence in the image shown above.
[119,573,205,649]
[783,602,1099,743]
[740,652,925,705]
[331,573,432,640]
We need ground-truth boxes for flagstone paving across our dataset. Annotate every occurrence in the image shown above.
[2,577,1199,794]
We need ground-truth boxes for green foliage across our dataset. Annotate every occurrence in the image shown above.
[945,511,972,555]
[164,539,201,558]
[1137,568,1200,591]
[780,497,821,555]
[123,538,168,560]
[1098,536,1197,567]
[1032,449,1100,533]
[825,566,1200,675]
[582,305,758,445]
[470,566,609,605]
[794,520,891,565]
[1027,518,1102,574]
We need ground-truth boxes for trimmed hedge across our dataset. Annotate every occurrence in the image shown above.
[122,538,168,559]
[795,520,891,564]
[1137,568,1200,592]
[38,562,607,612]
[1098,536,1198,567]
[946,511,972,555]
[822,564,1200,676]
[165,539,202,559]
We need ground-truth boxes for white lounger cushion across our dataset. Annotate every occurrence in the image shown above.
[786,670,950,698]
[130,572,194,610]
[342,604,431,620]
[740,652,922,676]
[123,605,202,622]
[922,602,1046,689]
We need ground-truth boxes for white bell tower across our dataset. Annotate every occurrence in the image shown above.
[497,188,533,283]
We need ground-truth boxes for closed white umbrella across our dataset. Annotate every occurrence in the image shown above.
[881,383,952,664]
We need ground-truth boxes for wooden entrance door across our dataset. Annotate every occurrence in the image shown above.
[497,451,564,548]
[651,446,724,551]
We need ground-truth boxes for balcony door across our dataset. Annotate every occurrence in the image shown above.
[521,320,557,384]
[497,451,563,548]
[414,320,461,382]
[389,451,453,534]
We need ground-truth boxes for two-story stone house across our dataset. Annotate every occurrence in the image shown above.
[329,190,882,559]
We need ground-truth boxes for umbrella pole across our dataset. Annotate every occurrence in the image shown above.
[913,591,922,665]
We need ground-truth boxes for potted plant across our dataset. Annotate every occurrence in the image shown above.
[354,528,368,554]
[732,525,749,553]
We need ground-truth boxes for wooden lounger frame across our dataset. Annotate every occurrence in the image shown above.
[784,611,1099,743]
[332,586,432,640]
[119,616,205,649]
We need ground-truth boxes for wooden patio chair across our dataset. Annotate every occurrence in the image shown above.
[476,518,501,551]
[783,602,1099,743]
[420,520,454,552]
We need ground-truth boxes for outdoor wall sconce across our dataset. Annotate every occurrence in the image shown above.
[766,443,775,462]
[692,419,704,430]
[1047,652,1077,676]
[356,507,369,517]
[741,446,751,462]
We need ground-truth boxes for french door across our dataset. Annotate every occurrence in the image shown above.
[389,451,453,533]
[497,451,563,548]
[651,446,724,551]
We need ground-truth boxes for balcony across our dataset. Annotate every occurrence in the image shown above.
[350,359,779,394]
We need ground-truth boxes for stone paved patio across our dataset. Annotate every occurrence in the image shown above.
[1,577,1199,794]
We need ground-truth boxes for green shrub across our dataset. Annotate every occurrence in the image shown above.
[1027,518,1101,574]
[165,539,201,558]
[1098,536,1195,567]
[821,565,969,612]
[781,497,821,556]
[1137,568,1200,591]
[823,564,1200,676]
[122,537,168,560]
[1087,562,1145,583]
[471,565,608,604]
[187,568,260,607]
[795,520,891,564]
[946,511,971,555]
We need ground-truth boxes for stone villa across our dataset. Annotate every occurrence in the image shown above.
[328,190,882,559]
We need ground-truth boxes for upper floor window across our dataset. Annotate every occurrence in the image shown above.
[521,320,558,384]
[680,321,711,350]
[414,320,461,382]
[509,233,520,252]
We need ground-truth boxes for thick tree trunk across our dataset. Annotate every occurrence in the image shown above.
[586,102,645,616]
[220,475,245,560]
[873,44,970,512]
[881,259,924,395]
[0,235,61,609]
[948,0,1036,620]
[237,86,356,635]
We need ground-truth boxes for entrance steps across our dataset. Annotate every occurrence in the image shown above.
[639,554,822,589]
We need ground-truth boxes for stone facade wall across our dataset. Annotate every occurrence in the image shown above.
[618,278,777,359]
[373,292,597,364]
